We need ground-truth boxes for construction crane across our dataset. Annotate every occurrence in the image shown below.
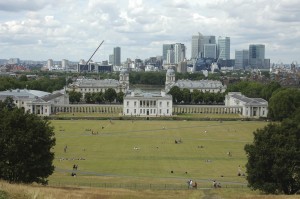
[85,40,105,68]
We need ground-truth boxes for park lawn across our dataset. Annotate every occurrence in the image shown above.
[49,120,266,189]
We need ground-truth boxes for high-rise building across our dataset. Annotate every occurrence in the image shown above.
[61,59,69,70]
[47,59,53,69]
[217,37,230,60]
[162,44,174,60]
[8,58,20,65]
[177,61,187,73]
[174,43,186,64]
[235,50,249,69]
[204,44,217,59]
[249,44,265,69]
[166,49,175,64]
[109,54,114,65]
[191,34,203,59]
[113,47,121,66]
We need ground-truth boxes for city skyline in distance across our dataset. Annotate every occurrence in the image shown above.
[0,0,299,64]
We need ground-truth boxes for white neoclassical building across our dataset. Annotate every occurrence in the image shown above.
[0,89,69,116]
[123,91,173,116]
[165,68,227,93]
[67,68,129,97]
[225,92,268,118]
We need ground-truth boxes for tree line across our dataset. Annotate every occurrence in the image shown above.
[68,88,124,104]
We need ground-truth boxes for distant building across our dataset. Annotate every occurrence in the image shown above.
[225,92,268,118]
[162,44,174,61]
[8,58,20,65]
[165,68,226,93]
[109,54,114,65]
[0,89,69,116]
[177,61,187,73]
[47,59,54,69]
[204,44,217,59]
[166,49,175,64]
[174,43,186,64]
[123,91,172,116]
[191,34,203,59]
[218,37,230,60]
[235,50,249,70]
[249,44,265,69]
[114,47,121,66]
[68,68,129,97]
[61,59,69,70]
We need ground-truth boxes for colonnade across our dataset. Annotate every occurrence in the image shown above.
[51,104,242,116]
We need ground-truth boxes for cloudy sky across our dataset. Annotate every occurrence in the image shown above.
[0,0,299,63]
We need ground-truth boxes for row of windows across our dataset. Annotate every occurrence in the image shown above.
[126,108,169,115]
[126,101,170,107]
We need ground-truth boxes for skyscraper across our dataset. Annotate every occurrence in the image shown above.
[162,44,174,61]
[235,50,249,69]
[174,43,186,64]
[217,37,230,60]
[249,44,265,69]
[113,47,121,66]
[204,44,217,59]
[191,34,203,59]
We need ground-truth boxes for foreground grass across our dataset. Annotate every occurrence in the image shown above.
[0,180,299,199]
[48,120,268,194]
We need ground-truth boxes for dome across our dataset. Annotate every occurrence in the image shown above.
[166,68,175,76]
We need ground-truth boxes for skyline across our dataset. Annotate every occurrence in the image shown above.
[0,0,299,64]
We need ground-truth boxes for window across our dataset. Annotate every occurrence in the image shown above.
[140,101,142,106]
[127,109,129,114]
[45,109,47,113]
[160,102,162,107]
[127,101,129,106]
[159,109,162,114]
[140,109,142,114]
[134,109,136,114]
[167,109,169,114]
[134,101,136,107]
[167,102,169,107]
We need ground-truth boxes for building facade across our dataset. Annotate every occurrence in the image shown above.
[165,68,226,93]
[123,91,173,116]
[249,44,265,69]
[0,89,69,116]
[235,50,249,69]
[204,44,217,59]
[68,68,129,97]
[113,47,121,66]
[217,37,230,60]
[174,43,186,64]
[225,92,268,118]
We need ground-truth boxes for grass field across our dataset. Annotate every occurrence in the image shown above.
[2,119,299,198]
[49,120,266,189]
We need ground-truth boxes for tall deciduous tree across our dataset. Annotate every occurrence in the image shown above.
[244,110,300,194]
[0,100,55,184]
[268,88,300,121]
[104,88,117,103]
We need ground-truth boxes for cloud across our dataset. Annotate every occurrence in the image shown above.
[0,0,299,63]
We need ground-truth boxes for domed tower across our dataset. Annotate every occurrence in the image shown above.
[119,68,129,92]
[165,68,176,92]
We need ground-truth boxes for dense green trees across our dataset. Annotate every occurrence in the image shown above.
[168,86,225,104]
[268,88,300,121]
[68,90,82,104]
[226,81,282,100]
[0,76,68,93]
[244,109,300,194]
[0,98,55,184]
[103,88,117,103]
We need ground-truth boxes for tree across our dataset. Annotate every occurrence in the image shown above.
[0,100,55,184]
[260,81,281,101]
[268,88,300,121]
[84,92,93,103]
[104,88,117,103]
[182,88,191,104]
[116,91,124,104]
[244,113,300,194]
[168,86,183,104]
[68,90,82,104]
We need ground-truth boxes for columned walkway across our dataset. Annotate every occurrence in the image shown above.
[52,104,242,116]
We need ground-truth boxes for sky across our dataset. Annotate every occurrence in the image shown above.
[0,0,299,64]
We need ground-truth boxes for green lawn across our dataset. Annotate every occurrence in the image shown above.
[49,120,266,190]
